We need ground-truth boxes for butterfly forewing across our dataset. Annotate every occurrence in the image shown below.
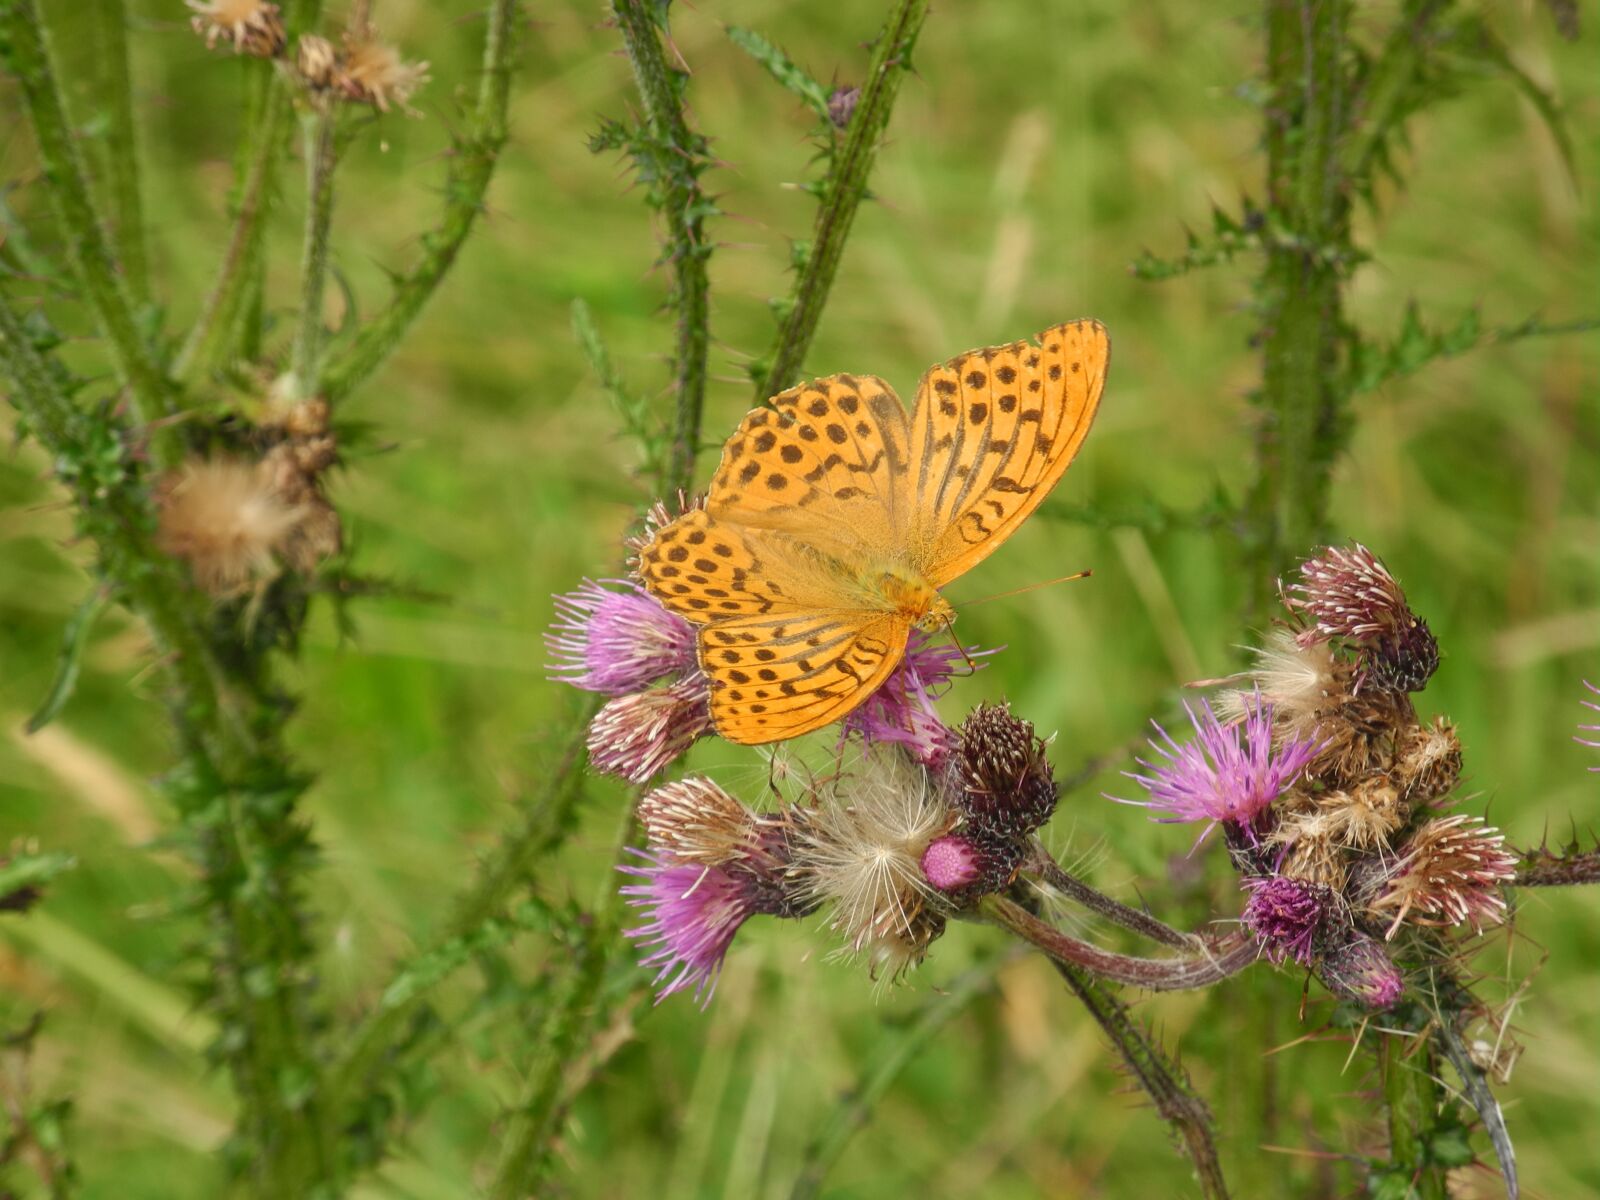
[706,373,911,565]
[909,320,1108,586]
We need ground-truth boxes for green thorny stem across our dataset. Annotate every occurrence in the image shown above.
[610,0,713,496]
[1244,0,1356,617]
[318,0,521,406]
[1381,1033,1451,1200]
[1052,960,1232,1200]
[752,0,930,403]
[173,0,324,384]
[0,294,332,1194]
[87,0,147,303]
[291,108,339,398]
[0,0,177,460]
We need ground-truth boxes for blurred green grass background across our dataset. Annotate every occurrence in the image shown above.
[2,1,1597,1196]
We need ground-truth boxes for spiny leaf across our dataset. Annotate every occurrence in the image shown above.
[26,588,109,733]
[726,26,831,119]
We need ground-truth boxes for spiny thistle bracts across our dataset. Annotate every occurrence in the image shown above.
[955,702,1058,839]
[1287,543,1438,693]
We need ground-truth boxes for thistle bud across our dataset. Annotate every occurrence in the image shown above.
[1318,931,1404,1010]
[1287,544,1438,694]
[919,832,1023,901]
[955,703,1058,838]
[827,85,861,129]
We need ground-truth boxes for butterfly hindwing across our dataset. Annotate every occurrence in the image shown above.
[909,319,1109,586]
[700,610,910,744]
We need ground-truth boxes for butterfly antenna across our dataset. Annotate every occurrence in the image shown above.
[955,569,1092,610]
[940,614,979,675]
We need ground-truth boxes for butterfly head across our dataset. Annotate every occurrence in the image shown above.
[867,566,954,633]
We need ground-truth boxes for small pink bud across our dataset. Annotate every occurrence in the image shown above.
[921,835,981,892]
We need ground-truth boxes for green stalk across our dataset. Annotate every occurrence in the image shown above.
[610,0,713,495]
[753,0,929,402]
[319,0,521,405]
[1381,1034,1450,1200]
[1244,0,1355,616]
[0,0,176,450]
[1,293,333,1197]
[291,109,338,396]
[1052,960,1231,1200]
[87,0,148,302]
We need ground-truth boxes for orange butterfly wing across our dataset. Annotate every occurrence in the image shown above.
[907,319,1109,586]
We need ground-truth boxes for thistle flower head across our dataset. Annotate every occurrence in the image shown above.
[954,702,1059,838]
[1318,931,1404,1010]
[295,34,340,90]
[1309,777,1406,850]
[1578,680,1600,770]
[1301,688,1414,788]
[586,674,713,783]
[620,854,757,1006]
[919,831,1022,900]
[1287,544,1438,693]
[1395,716,1463,802]
[1368,814,1517,938]
[155,458,306,595]
[336,32,430,113]
[841,631,988,766]
[1241,875,1333,965]
[187,0,285,56]
[637,777,755,866]
[547,579,697,696]
[792,752,952,959]
[1213,628,1342,744]
[1120,696,1319,841]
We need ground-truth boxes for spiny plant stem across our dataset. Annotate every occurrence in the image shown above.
[489,806,637,1200]
[320,0,522,405]
[1051,959,1231,1200]
[1381,1033,1450,1200]
[87,0,148,303]
[0,0,176,457]
[1244,0,1355,617]
[611,0,713,496]
[0,293,332,1197]
[1024,845,1200,950]
[173,67,293,382]
[980,895,1257,990]
[291,109,338,397]
[754,0,930,402]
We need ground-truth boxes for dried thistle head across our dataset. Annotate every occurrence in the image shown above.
[791,752,953,959]
[637,777,758,867]
[1394,716,1462,803]
[1213,628,1343,746]
[1368,814,1517,938]
[862,909,946,985]
[1302,689,1414,788]
[295,34,340,91]
[187,0,286,57]
[1286,544,1438,694]
[1269,811,1350,890]
[955,702,1058,838]
[336,31,430,113]
[1312,777,1406,850]
[155,458,305,595]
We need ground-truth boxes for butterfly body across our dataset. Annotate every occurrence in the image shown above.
[639,320,1110,745]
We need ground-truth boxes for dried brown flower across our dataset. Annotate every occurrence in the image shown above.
[1368,814,1517,938]
[156,459,305,595]
[336,33,429,113]
[1312,777,1407,851]
[1394,716,1462,803]
[295,34,340,91]
[1302,689,1414,787]
[187,0,286,57]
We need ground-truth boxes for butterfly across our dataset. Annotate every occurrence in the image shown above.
[637,319,1110,745]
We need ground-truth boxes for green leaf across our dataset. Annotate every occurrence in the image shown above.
[1448,15,1577,186]
[726,26,831,119]
[26,588,109,734]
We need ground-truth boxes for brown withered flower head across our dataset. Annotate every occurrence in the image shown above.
[295,34,341,92]
[335,31,430,113]
[155,458,306,595]
[188,0,286,57]
[1287,543,1439,693]
[1367,814,1517,939]
[1394,716,1463,803]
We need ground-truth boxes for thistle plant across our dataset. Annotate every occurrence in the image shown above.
[2,2,1595,1199]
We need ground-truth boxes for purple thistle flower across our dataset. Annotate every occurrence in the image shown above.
[1578,679,1600,771]
[841,631,992,765]
[547,578,697,696]
[1241,876,1329,965]
[1318,931,1404,1010]
[1118,695,1319,842]
[620,852,757,1006]
[587,674,713,783]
